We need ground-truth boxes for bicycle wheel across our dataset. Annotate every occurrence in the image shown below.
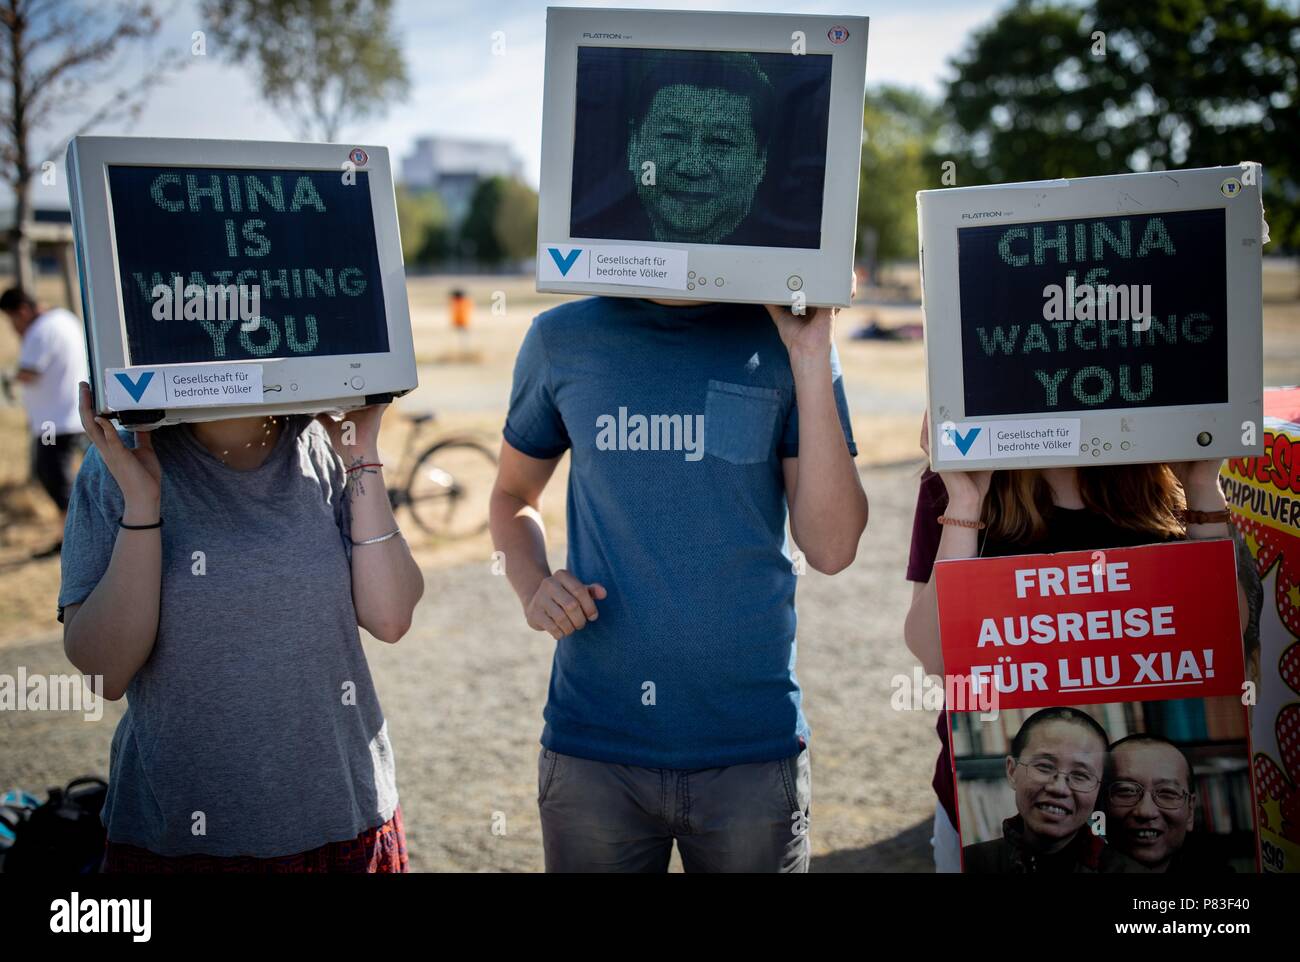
[405,438,498,539]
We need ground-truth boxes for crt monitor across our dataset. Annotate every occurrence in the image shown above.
[918,164,1265,471]
[67,135,417,429]
[536,7,868,308]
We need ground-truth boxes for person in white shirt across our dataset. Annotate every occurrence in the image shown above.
[2,288,89,548]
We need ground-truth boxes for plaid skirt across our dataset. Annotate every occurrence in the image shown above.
[103,806,408,874]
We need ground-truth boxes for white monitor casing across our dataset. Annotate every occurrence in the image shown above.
[67,135,418,430]
[537,6,868,308]
[919,164,1264,471]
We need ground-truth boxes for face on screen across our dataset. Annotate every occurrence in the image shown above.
[569,47,831,250]
[627,83,767,244]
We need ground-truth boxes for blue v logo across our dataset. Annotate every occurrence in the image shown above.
[114,370,155,402]
[950,426,981,455]
[547,247,582,276]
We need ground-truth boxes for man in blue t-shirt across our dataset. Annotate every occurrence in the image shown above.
[490,294,867,872]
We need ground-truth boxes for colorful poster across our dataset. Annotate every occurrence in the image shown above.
[936,540,1258,873]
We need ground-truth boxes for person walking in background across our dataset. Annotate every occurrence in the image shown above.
[2,287,89,553]
[449,288,473,358]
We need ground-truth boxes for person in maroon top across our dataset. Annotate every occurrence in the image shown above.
[903,414,1250,872]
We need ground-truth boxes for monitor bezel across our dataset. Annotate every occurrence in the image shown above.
[536,6,868,308]
[919,164,1265,470]
[67,135,417,429]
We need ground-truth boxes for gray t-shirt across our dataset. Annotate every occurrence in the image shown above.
[58,416,398,858]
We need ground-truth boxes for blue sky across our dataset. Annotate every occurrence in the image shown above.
[30,0,1004,209]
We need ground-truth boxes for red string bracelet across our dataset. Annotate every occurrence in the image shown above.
[347,462,383,474]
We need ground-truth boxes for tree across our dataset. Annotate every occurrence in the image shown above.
[459,176,538,266]
[492,178,538,263]
[857,85,944,269]
[0,0,170,289]
[202,0,408,142]
[942,0,1300,252]
[394,186,450,267]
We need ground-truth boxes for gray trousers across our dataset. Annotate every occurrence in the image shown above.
[537,746,811,873]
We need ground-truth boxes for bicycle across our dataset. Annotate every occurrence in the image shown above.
[385,410,498,541]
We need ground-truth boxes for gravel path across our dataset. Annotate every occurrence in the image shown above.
[0,463,938,872]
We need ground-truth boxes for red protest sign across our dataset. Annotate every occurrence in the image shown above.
[937,540,1258,873]
[935,540,1245,711]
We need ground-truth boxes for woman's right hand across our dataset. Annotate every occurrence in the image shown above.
[79,382,161,516]
[919,410,992,517]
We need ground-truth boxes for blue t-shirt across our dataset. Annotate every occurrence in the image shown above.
[505,297,857,768]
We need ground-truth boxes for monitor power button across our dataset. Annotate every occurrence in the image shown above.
[350,375,365,391]
[786,275,803,292]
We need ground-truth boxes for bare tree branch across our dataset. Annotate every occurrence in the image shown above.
[0,0,184,287]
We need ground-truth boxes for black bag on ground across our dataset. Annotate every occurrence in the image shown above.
[2,776,107,874]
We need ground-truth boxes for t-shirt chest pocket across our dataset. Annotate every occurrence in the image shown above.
[703,379,783,465]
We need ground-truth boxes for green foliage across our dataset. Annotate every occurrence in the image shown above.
[459,177,538,265]
[394,187,450,266]
[858,86,945,263]
[942,0,1300,250]
[201,0,409,142]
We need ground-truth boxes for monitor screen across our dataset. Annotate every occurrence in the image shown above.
[569,46,832,250]
[107,164,390,365]
[956,207,1228,417]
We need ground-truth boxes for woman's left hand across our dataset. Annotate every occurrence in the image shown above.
[316,404,388,458]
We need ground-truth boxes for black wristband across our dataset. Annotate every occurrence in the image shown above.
[119,517,162,530]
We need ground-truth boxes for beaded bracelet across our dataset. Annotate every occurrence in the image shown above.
[937,515,985,530]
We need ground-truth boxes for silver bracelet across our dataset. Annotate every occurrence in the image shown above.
[351,527,402,546]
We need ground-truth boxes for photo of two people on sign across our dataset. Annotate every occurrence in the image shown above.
[952,697,1259,873]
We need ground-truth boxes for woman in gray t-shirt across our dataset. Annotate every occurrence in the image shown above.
[59,383,424,870]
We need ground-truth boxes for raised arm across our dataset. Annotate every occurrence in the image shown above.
[319,406,425,643]
[768,302,867,573]
[903,510,984,678]
[902,416,992,677]
[1172,458,1250,635]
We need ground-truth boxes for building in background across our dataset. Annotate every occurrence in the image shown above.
[401,136,526,225]
[0,205,79,315]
